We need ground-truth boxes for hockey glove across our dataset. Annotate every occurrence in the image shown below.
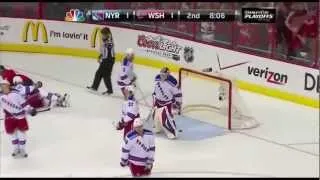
[120,160,128,167]
[172,99,181,109]
[116,121,125,130]
[29,108,37,116]
[35,81,43,88]
[130,80,136,88]
[145,164,153,170]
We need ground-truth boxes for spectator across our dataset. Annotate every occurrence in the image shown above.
[196,3,218,43]
[285,2,309,60]
[130,2,157,31]
[214,3,233,43]
[197,22,215,42]
[275,3,291,51]
[296,6,318,61]
[158,2,193,37]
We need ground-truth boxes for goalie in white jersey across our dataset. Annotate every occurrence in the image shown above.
[117,48,137,100]
[152,67,182,139]
[115,85,140,138]
[13,76,70,110]
[120,118,155,177]
[0,79,37,158]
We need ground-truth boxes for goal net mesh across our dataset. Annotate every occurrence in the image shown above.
[178,68,259,130]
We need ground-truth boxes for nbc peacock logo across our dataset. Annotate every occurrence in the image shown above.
[65,9,86,22]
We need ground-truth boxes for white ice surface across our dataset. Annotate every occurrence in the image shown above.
[0,52,318,177]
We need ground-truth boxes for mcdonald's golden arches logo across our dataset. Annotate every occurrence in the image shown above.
[22,21,48,43]
[90,27,102,48]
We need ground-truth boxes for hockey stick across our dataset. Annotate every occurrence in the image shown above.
[135,81,152,107]
[0,108,51,121]
[134,81,155,123]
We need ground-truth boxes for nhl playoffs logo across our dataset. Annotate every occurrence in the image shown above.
[183,47,194,63]
[242,8,275,23]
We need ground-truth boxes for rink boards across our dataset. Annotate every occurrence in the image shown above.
[0,17,318,108]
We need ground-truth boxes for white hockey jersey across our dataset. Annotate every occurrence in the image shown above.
[14,84,37,98]
[121,129,155,166]
[0,90,32,119]
[121,96,140,123]
[153,74,182,105]
[117,58,136,87]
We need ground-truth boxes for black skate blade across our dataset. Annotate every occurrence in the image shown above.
[22,153,28,158]
[12,153,18,158]
[101,91,113,95]
[12,152,28,159]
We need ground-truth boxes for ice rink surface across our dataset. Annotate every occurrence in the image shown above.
[0,52,318,177]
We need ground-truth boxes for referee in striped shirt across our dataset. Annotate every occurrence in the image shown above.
[87,27,115,95]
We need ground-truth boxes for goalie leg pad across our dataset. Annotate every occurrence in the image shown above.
[154,106,177,139]
[154,109,162,134]
[161,107,176,136]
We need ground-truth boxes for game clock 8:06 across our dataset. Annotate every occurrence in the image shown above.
[209,12,226,20]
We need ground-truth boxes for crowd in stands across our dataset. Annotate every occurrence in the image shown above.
[0,2,318,67]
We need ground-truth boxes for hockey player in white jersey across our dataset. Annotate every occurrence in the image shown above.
[0,79,37,158]
[13,76,70,110]
[115,85,140,138]
[120,118,155,177]
[152,67,182,139]
[117,48,137,100]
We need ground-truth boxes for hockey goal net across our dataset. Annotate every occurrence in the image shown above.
[178,67,259,130]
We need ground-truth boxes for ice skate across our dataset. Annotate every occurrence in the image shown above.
[19,149,28,158]
[102,90,113,95]
[61,93,70,107]
[11,149,20,157]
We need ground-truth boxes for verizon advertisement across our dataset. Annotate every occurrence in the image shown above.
[304,72,319,93]
[247,66,288,85]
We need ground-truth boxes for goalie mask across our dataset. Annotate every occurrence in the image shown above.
[160,67,170,81]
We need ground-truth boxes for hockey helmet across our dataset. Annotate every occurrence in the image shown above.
[160,67,170,74]
[13,76,23,84]
[160,67,170,80]
[125,48,134,55]
[133,118,143,128]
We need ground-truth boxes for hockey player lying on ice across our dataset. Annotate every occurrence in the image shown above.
[120,118,155,177]
[12,76,70,111]
[0,79,37,158]
[152,67,182,139]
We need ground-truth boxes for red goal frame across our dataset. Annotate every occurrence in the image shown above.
[178,67,233,130]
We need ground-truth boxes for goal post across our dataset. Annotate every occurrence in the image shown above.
[178,67,259,130]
